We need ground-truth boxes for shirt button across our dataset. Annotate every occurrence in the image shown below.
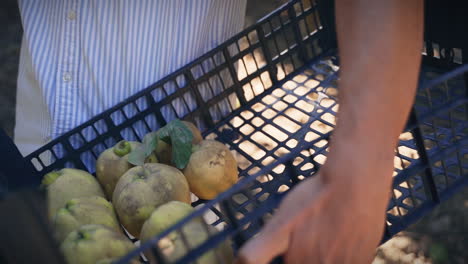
[68,10,76,20]
[63,72,72,82]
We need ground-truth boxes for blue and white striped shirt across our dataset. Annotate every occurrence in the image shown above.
[15,0,246,156]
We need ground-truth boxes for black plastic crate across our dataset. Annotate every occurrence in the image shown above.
[1,0,468,263]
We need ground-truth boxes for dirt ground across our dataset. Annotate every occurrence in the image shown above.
[1,1,467,263]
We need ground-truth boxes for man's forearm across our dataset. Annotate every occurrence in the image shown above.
[235,3,424,262]
[323,0,423,185]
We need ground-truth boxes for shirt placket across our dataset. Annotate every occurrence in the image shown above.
[54,1,79,137]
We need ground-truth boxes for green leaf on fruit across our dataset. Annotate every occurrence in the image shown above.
[128,144,146,166]
[158,119,193,169]
[171,136,193,169]
[128,132,159,166]
[143,133,159,157]
[128,119,192,168]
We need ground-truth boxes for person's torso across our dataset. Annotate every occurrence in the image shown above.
[15,0,246,157]
[17,0,246,138]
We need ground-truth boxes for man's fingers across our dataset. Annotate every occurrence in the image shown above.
[285,209,322,264]
[236,177,326,264]
[235,207,293,264]
[235,230,287,264]
[235,188,310,264]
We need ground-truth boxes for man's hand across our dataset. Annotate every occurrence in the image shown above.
[236,149,394,264]
[236,0,423,263]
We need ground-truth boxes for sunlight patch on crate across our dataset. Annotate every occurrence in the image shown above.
[319,97,335,108]
[274,147,290,157]
[239,123,255,136]
[259,71,273,90]
[293,85,314,97]
[262,124,289,142]
[252,48,266,69]
[293,156,304,166]
[387,206,400,218]
[239,140,266,160]
[230,116,244,128]
[236,58,249,81]
[286,138,298,149]
[313,154,327,165]
[321,112,336,125]
[251,131,278,151]
[247,167,261,178]
[283,94,298,104]
[286,107,310,124]
[261,94,278,105]
[273,116,301,133]
[277,184,290,193]
[315,139,328,148]
[399,132,414,141]
[272,88,286,98]
[240,110,254,120]
[257,173,274,184]
[399,182,410,189]
[251,117,265,127]
[273,164,286,174]
[310,120,333,134]
[324,87,338,97]
[403,197,422,208]
[283,80,298,90]
[397,146,419,160]
[242,53,258,75]
[292,73,308,83]
[271,101,289,114]
[251,102,267,113]
[394,189,403,199]
[305,131,320,142]
[394,157,411,171]
[249,77,266,97]
[398,207,409,216]
[275,63,285,80]
[300,162,314,172]
[294,99,315,112]
[261,108,279,120]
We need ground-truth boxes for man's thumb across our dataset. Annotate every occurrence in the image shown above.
[235,217,290,264]
[235,176,324,264]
